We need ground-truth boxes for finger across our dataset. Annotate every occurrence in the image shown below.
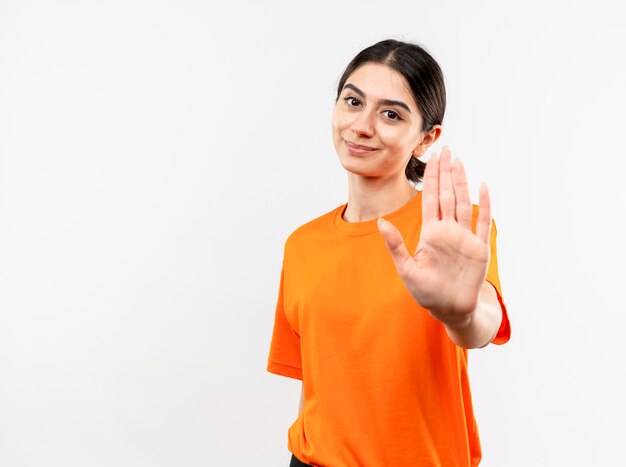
[453,159,472,230]
[377,217,412,274]
[422,154,439,222]
[475,183,492,244]
[438,147,455,220]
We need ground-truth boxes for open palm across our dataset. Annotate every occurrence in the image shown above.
[378,147,491,324]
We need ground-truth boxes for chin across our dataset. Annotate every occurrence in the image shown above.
[338,158,381,178]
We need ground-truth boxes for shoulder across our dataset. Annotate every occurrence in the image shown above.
[284,204,344,250]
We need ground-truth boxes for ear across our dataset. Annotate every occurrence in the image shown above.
[412,125,442,158]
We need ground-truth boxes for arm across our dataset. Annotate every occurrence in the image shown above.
[298,383,304,416]
[440,281,502,349]
[378,148,502,350]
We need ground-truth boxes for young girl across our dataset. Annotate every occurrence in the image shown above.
[268,39,510,467]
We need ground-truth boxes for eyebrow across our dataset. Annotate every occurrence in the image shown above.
[343,83,412,114]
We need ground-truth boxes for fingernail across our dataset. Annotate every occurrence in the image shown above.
[377,218,384,229]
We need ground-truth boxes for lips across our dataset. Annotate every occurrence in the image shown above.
[344,140,377,155]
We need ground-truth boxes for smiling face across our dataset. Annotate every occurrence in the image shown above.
[332,63,430,181]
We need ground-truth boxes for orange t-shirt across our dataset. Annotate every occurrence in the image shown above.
[267,191,510,467]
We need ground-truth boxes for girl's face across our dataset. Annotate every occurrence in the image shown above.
[332,63,428,181]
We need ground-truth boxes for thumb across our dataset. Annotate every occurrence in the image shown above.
[377,218,411,272]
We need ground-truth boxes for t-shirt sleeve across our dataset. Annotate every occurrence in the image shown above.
[267,266,303,380]
[485,219,511,345]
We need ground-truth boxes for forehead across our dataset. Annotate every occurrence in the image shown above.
[345,63,417,110]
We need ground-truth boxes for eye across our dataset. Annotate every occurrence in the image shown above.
[343,96,361,107]
[382,110,402,121]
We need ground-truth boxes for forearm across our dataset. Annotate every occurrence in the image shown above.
[439,282,502,349]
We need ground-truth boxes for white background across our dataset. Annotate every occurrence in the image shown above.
[1,0,625,465]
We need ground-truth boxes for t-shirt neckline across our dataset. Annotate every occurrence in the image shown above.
[332,190,422,236]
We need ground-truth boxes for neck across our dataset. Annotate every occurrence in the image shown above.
[343,172,417,223]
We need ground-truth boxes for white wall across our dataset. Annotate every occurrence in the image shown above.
[1,0,624,465]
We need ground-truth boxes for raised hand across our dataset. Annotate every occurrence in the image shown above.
[378,147,491,328]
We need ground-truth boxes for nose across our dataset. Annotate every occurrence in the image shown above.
[350,110,375,138]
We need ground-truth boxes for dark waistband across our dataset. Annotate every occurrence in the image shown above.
[290,453,313,467]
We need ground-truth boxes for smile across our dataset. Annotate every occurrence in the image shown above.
[345,140,377,155]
